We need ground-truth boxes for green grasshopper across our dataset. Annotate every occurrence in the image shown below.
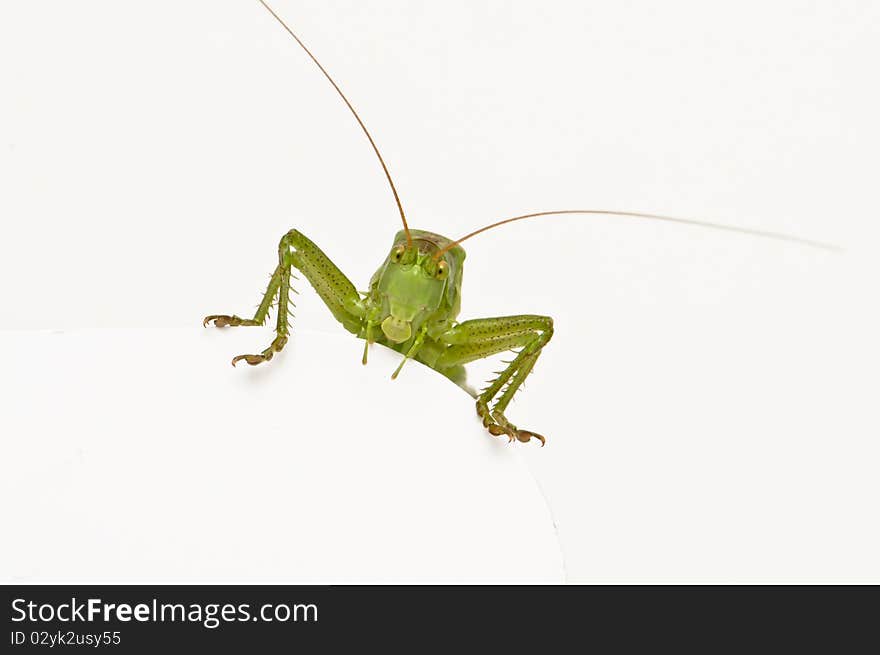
[205,1,835,446]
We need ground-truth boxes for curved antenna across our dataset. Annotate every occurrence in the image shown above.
[256,0,412,246]
[434,209,841,258]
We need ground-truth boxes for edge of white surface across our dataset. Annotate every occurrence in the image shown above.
[0,327,564,583]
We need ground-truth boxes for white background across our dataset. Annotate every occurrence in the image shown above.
[1,1,878,582]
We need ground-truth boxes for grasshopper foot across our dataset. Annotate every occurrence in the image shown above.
[231,353,269,366]
[203,314,261,328]
[230,335,289,367]
[476,401,546,446]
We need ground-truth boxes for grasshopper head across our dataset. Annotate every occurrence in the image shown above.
[374,230,464,343]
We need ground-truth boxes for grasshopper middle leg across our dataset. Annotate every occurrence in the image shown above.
[435,315,553,445]
[204,229,365,366]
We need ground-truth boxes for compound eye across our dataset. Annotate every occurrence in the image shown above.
[391,245,406,263]
[435,260,449,280]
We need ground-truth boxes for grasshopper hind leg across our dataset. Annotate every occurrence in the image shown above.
[203,242,294,367]
[436,315,554,445]
[203,264,282,330]
[205,229,365,367]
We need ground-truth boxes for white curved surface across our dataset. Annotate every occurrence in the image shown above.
[0,327,563,583]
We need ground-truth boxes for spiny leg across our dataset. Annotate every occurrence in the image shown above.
[204,237,294,366]
[203,264,282,329]
[204,229,366,366]
[230,263,292,366]
[436,315,553,445]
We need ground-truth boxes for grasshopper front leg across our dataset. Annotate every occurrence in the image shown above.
[204,229,365,365]
[435,315,554,445]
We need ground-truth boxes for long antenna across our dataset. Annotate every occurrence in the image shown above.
[434,209,841,258]
[256,0,412,246]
